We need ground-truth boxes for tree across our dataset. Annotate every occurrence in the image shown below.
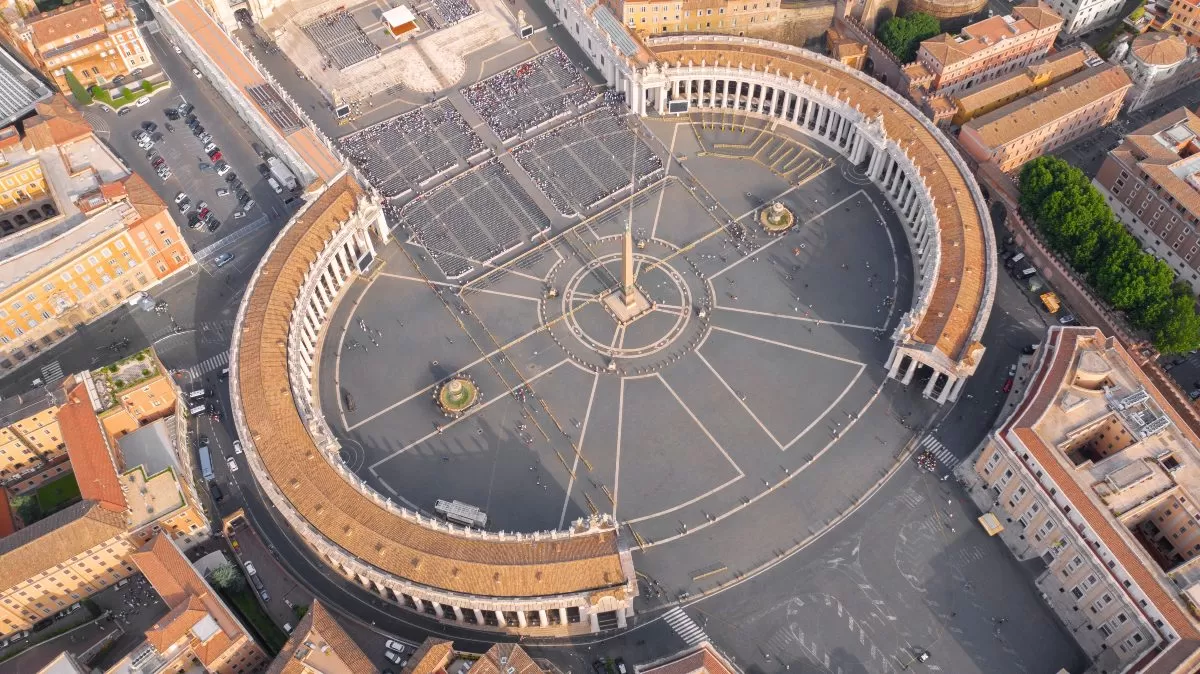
[209,563,246,593]
[293,604,309,620]
[876,13,941,63]
[64,70,91,106]
[140,80,153,93]
[1153,289,1200,355]
[10,493,39,524]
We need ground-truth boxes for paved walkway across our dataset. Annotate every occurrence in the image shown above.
[165,0,343,184]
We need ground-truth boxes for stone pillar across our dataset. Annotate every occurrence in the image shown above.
[316,271,334,307]
[558,607,569,624]
[937,375,956,404]
[888,354,904,378]
[732,79,741,110]
[947,375,967,402]
[452,606,464,621]
[538,609,549,626]
[588,609,600,633]
[617,610,628,628]
[495,609,505,627]
[362,225,378,258]
[433,603,445,619]
[902,358,918,385]
[923,371,941,399]
[658,85,667,113]
[516,610,528,627]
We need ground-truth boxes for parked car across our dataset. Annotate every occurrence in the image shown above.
[164,108,180,120]
[216,188,230,197]
[177,200,191,214]
[233,440,243,454]
[205,218,221,233]
[131,68,143,78]
[216,162,231,176]
[174,191,188,204]
[192,67,203,78]
[142,121,157,133]
[211,483,224,502]
[385,640,406,654]
[113,74,126,86]
[244,561,257,576]
[178,102,194,115]
[209,150,222,162]
[1058,314,1077,325]
[214,252,235,268]
[226,457,238,473]
[135,96,151,108]
[117,107,132,116]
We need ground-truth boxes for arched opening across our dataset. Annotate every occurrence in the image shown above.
[27,209,41,221]
[14,214,26,226]
[235,8,253,25]
[42,204,56,217]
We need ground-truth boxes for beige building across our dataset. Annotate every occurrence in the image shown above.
[957,62,1132,172]
[83,348,178,441]
[108,535,267,674]
[266,601,374,674]
[1163,0,1200,46]
[0,377,207,638]
[902,2,1063,100]
[0,0,152,93]
[0,97,194,377]
[617,0,785,36]
[1115,32,1200,112]
[958,326,1200,673]
[0,387,67,484]
[949,44,1096,125]
[1093,107,1200,294]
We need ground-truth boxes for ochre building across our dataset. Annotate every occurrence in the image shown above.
[957,61,1131,172]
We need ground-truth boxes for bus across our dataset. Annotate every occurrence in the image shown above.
[198,444,215,481]
[434,499,487,528]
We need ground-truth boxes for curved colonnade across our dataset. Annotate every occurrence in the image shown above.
[229,7,997,640]
[230,177,637,638]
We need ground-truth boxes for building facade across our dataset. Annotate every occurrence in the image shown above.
[266,601,375,674]
[1115,32,1200,112]
[1047,0,1127,35]
[0,0,152,92]
[949,44,1096,125]
[902,2,1063,100]
[1162,0,1200,46]
[1093,107,1200,294]
[957,61,1132,172]
[957,326,1200,673]
[0,98,193,377]
[0,377,206,638]
[617,0,784,35]
[0,388,66,483]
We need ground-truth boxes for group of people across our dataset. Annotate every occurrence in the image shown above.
[463,48,594,140]
[511,103,664,216]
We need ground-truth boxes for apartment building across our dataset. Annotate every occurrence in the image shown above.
[1115,32,1200,112]
[109,535,268,674]
[957,62,1131,172]
[267,601,375,674]
[0,97,193,376]
[902,2,1063,100]
[0,388,66,483]
[0,0,152,92]
[1162,0,1200,46]
[1046,0,1127,35]
[0,377,206,638]
[1093,107,1200,294]
[958,326,1200,674]
[84,348,178,441]
[949,44,1095,125]
[617,0,783,35]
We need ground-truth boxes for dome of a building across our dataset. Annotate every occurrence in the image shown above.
[1130,32,1189,67]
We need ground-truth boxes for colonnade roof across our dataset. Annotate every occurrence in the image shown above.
[647,39,989,364]
[234,174,626,598]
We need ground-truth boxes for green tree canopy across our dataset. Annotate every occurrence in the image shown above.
[64,70,91,106]
[208,563,246,593]
[1017,155,1200,354]
[877,13,941,63]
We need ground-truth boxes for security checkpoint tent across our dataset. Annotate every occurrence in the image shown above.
[382,6,419,37]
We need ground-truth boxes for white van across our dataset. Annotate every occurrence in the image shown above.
[188,389,206,399]
[189,404,207,416]
[267,177,282,194]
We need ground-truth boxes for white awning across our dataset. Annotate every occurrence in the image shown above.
[381,5,417,28]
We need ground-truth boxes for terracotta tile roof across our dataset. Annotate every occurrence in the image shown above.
[954,46,1090,115]
[235,173,628,597]
[131,534,190,607]
[120,172,167,220]
[921,3,1060,69]
[0,500,127,590]
[144,595,207,652]
[401,638,454,674]
[1117,107,1200,220]
[963,63,1132,148]
[1004,327,1200,648]
[60,381,126,511]
[268,601,378,674]
[22,95,93,150]
[1012,1,1064,30]
[637,644,737,674]
[1131,32,1190,66]
[473,644,543,674]
[647,40,990,363]
[27,0,105,51]
[0,490,14,538]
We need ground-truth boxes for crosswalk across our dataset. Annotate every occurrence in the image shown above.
[185,351,228,379]
[40,361,64,386]
[662,607,710,646]
[918,434,959,469]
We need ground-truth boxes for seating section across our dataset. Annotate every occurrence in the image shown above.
[339,100,484,198]
[302,10,380,69]
[513,106,663,215]
[463,49,599,141]
[399,161,551,279]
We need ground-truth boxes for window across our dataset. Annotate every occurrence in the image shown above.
[1064,555,1084,576]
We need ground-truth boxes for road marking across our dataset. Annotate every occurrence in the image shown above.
[918,434,959,469]
[662,607,709,646]
[186,350,228,379]
[40,361,64,385]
